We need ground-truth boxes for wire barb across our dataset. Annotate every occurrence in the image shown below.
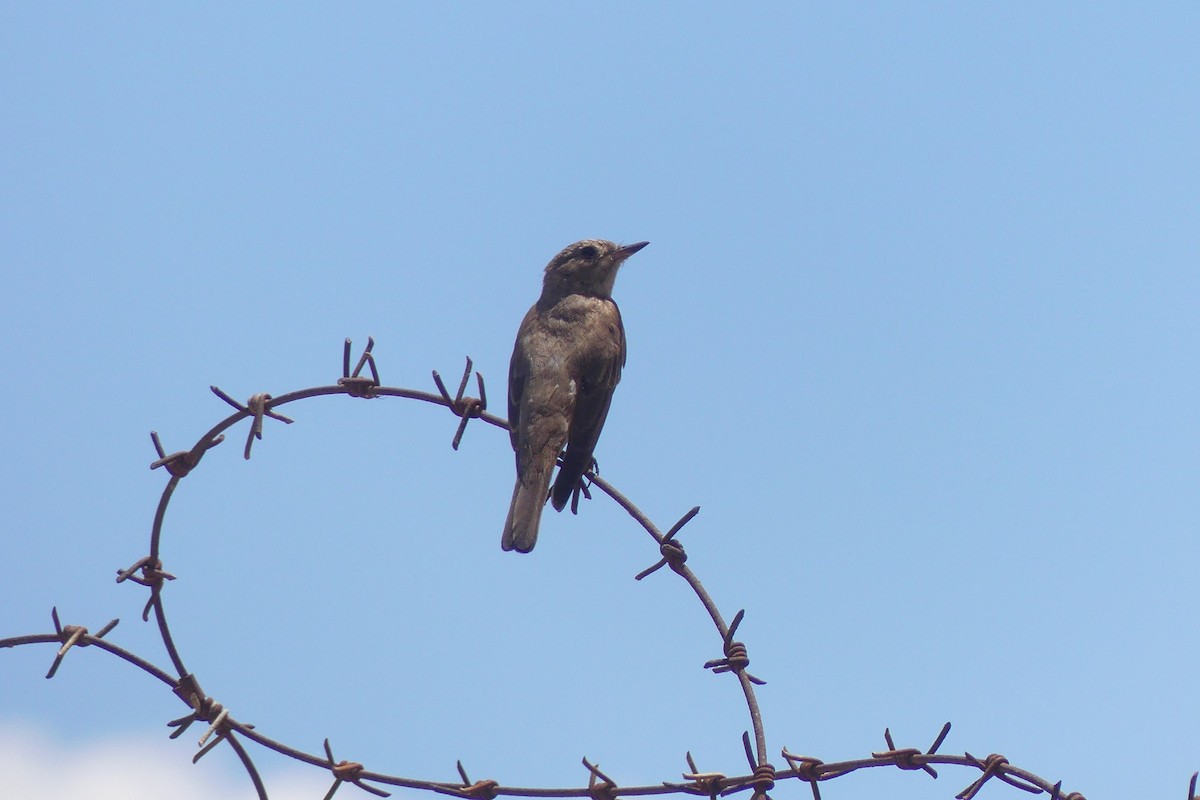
[432,357,487,450]
[210,386,295,459]
[703,610,765,685]
[873,726,939,779]
[44,607,119,679]
[731,732,775,800]
[664,751,726,799]
[339,337,381,398]
[635,506,698,580]
[166,672,252,764]
[452,760,499,800]
[116,556,177,621]
[322,738,391,799]
[582,757,618,800]
[956,752,1043,799]
[150,430,225,477]
[780,748,824,800]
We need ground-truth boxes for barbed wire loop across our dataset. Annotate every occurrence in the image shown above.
[0,339,1132,800]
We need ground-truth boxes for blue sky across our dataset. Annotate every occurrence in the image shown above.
[2,4,1197,799]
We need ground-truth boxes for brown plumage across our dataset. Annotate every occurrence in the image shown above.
[501,239,649,553]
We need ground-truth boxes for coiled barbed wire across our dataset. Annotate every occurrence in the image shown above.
[4,338,1186,800]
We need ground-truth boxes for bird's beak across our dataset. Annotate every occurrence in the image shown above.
[615,241,650,261]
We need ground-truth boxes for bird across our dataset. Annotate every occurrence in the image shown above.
[501,238,649,553]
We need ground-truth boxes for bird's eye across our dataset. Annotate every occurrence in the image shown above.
[578,245,600,260]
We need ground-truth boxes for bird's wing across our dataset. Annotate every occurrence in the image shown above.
[551,301,625,508]
[507,307,537,454]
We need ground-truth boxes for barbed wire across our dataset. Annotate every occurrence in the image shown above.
[1,338,1190,800]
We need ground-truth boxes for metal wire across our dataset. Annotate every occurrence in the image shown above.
[2,337,1165,800]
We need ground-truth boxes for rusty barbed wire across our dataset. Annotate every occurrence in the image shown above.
[2,337,1182,800]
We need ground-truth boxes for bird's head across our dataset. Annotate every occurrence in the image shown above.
[541,239,649,299]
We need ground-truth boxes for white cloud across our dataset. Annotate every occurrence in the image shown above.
[0,722,326,800]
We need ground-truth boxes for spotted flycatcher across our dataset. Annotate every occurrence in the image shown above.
[501,239,649,553]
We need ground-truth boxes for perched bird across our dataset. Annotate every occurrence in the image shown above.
[501,239,649,553]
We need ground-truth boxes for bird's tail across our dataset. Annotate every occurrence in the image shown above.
[502,466,552,553]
